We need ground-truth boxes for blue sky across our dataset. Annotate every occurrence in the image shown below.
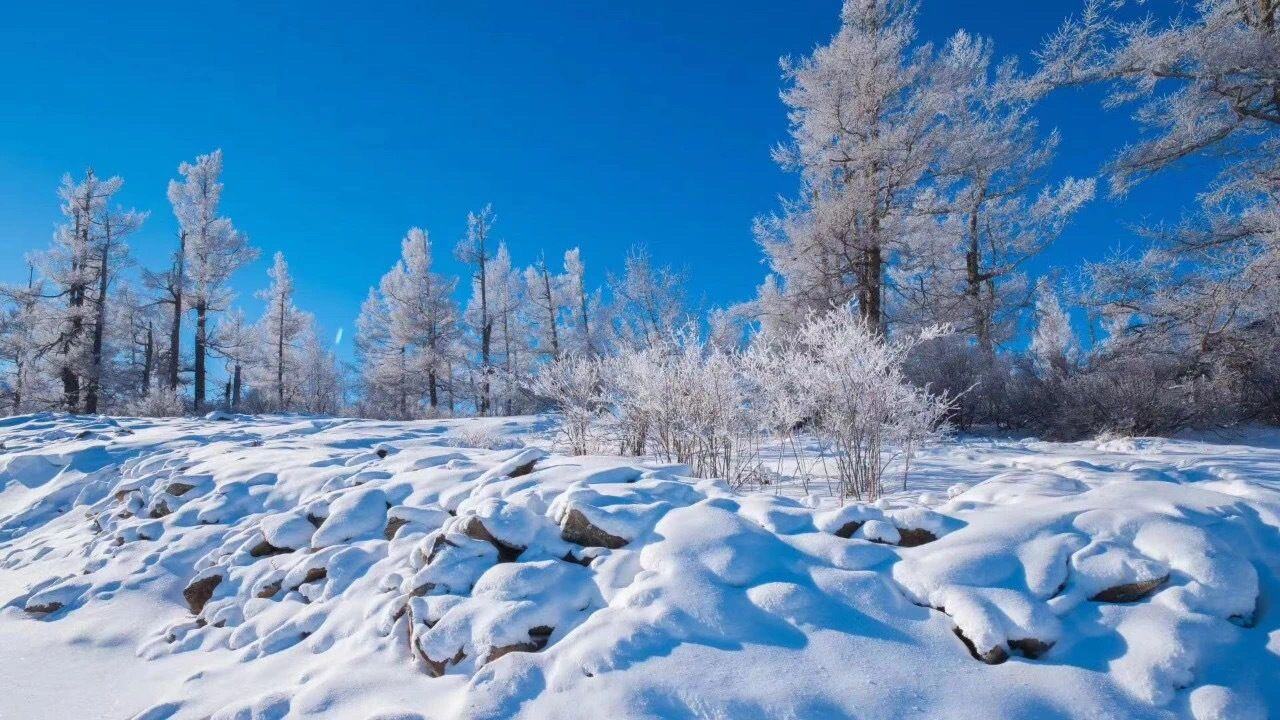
[0,1,1201,359]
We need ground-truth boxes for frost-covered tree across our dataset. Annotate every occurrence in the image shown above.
[356,227,460,418]
[10,170,142,412]
[1028,278,1077,377]
[758,0,949,333]
[486,243,530,414]
[252,252,311,411]
[898,32,1094,352]
[1038,0,1280,407]
[455,206,496,415]
[561,247,606,355]
[608,247,687,349]
[211,308,255,410]
[169,150,256,411]
[0,263,50,413]
[525,254,562,361]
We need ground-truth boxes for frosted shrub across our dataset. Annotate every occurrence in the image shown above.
[126,382,186,418]
[789,307,952,500]
[605,340,763,485]
[742,340,819,491]
[530,354,605,455]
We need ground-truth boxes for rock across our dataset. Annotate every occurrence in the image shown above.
[25,601,63,615]
[148,499,172,519]
[896,527,938,547]
[483,625,554,665]
[1008,637,1054,659]
[183,574,223,614]
[248,538,290,558]
[257,580,282,598]
[953,626,1008,665]
[508,456,538,478]
[1090,574,1168,603]
[423,647,466,678]
[560,508,628,549]
[302,567,327,584]
[165,482,196,497]
[425,534,459,565]
[305,512,325,528]
[384,516,409,540]
[461,516,525,562]
[561,551,593,567]
[833,521,863,539]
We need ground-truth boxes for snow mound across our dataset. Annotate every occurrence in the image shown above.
[0,413,1277,719]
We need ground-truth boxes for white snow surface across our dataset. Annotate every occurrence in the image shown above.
[1,413,1278,719]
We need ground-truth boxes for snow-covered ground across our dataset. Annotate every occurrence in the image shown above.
[1,413,1277,720]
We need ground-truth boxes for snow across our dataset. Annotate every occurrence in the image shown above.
[1,412,1278,719]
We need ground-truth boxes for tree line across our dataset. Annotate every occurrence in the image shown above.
[2,0,1278,442]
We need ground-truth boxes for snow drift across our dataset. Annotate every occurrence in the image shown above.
[1,413,1277,719]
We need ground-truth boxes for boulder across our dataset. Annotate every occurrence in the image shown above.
[183,574,223,614]
[953,626,1008,665]
[461,516,525,562]
[483,626,554,665]
[1090,574,1168,603]
[560,508,628,549]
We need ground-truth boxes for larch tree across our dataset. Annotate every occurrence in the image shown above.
[759,0,948,334]
[525,253,562,361]
[900,31,1094,354]
[168,150,256,412]
[253,252,309,411]
[1038,0,1280,374]
[607,247,687,349]
[455,205,495,415]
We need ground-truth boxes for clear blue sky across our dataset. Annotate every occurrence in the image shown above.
[0,1,1199,358]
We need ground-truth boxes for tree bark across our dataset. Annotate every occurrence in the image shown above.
[167,231,185,390]
[194,301,207,412]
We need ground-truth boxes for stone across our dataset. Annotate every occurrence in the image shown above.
[483,626,554,665]
[248,539,290,558]
[165,482,196,497]
[560,508,628,549]
[1090,574,1168,603]
[953,626,1008,665]
[833,521,863,539]
[384,516,409,540]
[1008,637,1054,659]
[183,574,222,614]
[461,516,525,562]
[895,527,938,547]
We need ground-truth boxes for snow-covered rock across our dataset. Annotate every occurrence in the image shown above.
[0,413,1277,719]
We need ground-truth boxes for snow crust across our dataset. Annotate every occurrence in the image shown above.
[1,412,1278,719]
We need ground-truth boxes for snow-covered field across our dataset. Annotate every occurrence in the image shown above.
[1,413,1277,720]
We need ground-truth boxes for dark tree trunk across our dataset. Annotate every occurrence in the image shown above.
[194,301,207,412]
[167,231,185,390]
[142,321,154,397]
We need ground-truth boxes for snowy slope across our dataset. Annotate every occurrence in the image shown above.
[0,413,1277,720]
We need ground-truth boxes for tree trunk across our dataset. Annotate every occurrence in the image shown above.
[277,292,286,408]
[142,321,154,397]
[478,249,491,416]
[168,231,185,390]
[86,222,112,414]
[194,301,207,412]
[231,363,242,409]
[966,188,993,357]
[541,260,559,359]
